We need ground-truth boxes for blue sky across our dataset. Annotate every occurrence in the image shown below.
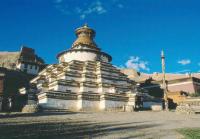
[0,0,200,73]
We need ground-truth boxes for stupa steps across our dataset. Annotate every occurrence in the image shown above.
[38,74,133,88]
[47,79,132,87]
[38,90,130,101]
[36,61,132,84]
[43,77,132,87]
[44,69,129,80]
[41,64,122,78]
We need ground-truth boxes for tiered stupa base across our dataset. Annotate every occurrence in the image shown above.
[21,24,137,112]
[38,91,136,112]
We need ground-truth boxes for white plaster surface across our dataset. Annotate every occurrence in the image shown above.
[17,63,39,75]
[82,100,99,111]
[56,85,80,92]
[79,86,97,93]
[61,51,109,63]
[63,51,98,62]
[39,98,77,110]
[100,100,126,111]
[98,87,113,94]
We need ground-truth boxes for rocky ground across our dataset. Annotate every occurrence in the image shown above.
[0,111,200,139]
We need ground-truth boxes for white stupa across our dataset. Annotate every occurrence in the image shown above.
[23,24,137,111]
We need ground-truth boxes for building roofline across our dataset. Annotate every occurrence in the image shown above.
[141,76,200,85]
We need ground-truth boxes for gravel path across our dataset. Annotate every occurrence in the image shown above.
[0,111,199,139]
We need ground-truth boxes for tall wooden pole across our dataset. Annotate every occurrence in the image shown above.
[161,50,169,111]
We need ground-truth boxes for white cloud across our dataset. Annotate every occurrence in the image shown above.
[79,1,107,19]
[178,59,191,65]
[125,56,150,71]
[54,1,71,15]
[53,0,125,19]
[80,14,86,20]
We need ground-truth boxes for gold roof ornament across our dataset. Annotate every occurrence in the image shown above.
[56,24,112,62]
[83,23,88,28]
[72,24,100,50]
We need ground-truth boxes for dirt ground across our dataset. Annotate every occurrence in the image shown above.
[0,111,200,139]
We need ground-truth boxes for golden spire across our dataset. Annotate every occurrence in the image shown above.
[72,24,99,50]
[83,23,88,28]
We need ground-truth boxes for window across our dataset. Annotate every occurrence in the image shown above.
[30,65,32,69]
[24,64,28,68]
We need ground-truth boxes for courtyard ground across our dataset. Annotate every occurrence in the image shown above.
[0,111,200,139]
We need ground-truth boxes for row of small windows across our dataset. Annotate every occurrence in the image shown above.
[24,64,38,70]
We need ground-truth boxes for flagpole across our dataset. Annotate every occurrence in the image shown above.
[161,50,169,111]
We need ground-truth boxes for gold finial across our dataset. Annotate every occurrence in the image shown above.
[83,23,88,28]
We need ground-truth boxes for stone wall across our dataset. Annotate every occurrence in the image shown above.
[0,52,19,69]
[176,98,200,114]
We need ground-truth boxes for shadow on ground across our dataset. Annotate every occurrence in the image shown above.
[0,111,78,119]
[0,112,160,139]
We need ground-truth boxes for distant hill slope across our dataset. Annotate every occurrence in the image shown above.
[121,68,200,82]
[0,52,20,69]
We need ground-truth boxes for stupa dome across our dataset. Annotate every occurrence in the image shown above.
[57,24,112,63]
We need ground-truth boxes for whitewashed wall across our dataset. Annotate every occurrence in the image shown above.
[81,77,96,82]
[60,51,109,63]
[54,85,80,92]
[61,76,82,82]
[100,100,126,111]
[79,86,97,92]
[62,52,98,62]
[39,98,78,110]
[98,87,114,93]
[16,63,39,75]
[82,100,99,111]
[27,65,39,75]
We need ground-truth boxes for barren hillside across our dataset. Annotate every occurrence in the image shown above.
[0,52,20,69]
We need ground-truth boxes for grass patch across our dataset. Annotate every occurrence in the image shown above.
[177,128,200,139]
